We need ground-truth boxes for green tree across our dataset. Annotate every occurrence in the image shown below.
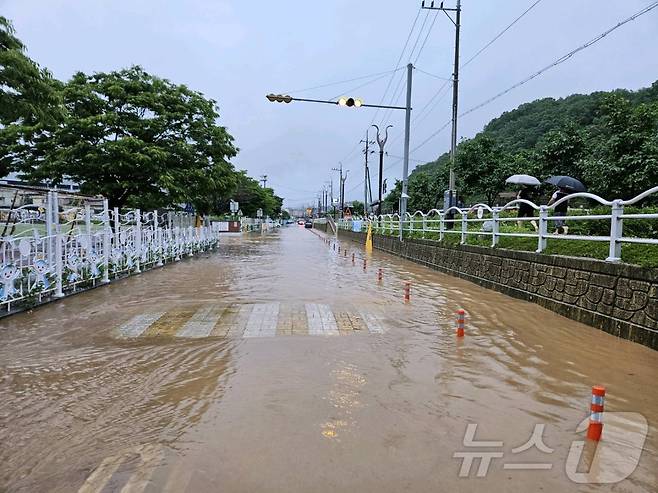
[350,200,365,216]
[222,171,282,217]
[455,135,513,204]
[407,171,441,212]
[382,180,401,214]
[582,95,658,199]
[0,17,62,127]
[0,17,63,177]
[535,121,588,179]
[10,66,237,210]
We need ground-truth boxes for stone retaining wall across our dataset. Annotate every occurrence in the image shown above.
[338,229,658,350]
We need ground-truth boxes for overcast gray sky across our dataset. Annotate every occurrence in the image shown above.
[3,0,657,208]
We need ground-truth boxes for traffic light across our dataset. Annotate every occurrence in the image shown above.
[266,93,293,103]
[338,96,363,108]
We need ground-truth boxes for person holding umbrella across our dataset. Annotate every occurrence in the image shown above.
[545,176,587,235]
[506,175,540,231]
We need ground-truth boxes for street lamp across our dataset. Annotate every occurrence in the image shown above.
[372,124,392,216]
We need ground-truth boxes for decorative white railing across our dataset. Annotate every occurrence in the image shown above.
[0,191,220,312]
[337,186,658,263]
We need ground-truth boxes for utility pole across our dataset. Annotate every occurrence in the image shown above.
[332,163,348,218]
[328,180,334,218]
[360,130,375,217]
[260,175,268,188]
[372,124,392,216]
[399,62,413,241]
[422,0,461,198]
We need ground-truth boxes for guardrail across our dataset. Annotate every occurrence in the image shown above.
[337,185,658,263]
[0,191,220,313]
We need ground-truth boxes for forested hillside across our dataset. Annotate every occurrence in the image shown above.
[386,81,658,212]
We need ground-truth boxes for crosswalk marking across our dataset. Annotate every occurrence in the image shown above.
[118,312,167,338]
[244,302,280,338]
[143,309,197,337]
[114,304,389,340]
[361,310,386,334]
[176,305,225,338]
[78,444,162,493]
[276,303,309,336]
[306,303,339,336]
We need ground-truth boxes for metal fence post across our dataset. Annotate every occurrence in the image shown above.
[46,191,54,270]
[155,211,164,266]
[102,199,110,283]
[491,207,500,247]
[422,215,427,239]
[439,212,445,241]
[606,199,624,262]
[537,206,548,253]
[54,233,64,298]
[135,209,142,273]
[113,207,120,249]
[460,210,468,244]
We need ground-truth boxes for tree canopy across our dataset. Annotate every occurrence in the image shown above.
[400,81,658,210]
[0,18,283,217]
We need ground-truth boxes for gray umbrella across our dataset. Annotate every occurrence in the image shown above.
[506,174,541,186]
[545,176,587,192]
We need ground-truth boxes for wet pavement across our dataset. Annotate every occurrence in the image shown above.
[0,225,656,492]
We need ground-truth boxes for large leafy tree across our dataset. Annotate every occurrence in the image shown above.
[582,95,658,199]
[0,17,63,177]
[455,135,514,204]
[11,66,237,210]
[0,17,62,127]
[219,171,282,217]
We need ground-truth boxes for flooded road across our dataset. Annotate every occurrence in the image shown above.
[1,226,656,492]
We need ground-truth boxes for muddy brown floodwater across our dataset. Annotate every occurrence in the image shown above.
[0,226,656,492]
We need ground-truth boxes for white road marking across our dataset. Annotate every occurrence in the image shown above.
[361,311,386,334]
[78,444,163,493]
[176,306,224,338]
[118,313,166,338]
[243,303,280,338]
[305,303,339,336]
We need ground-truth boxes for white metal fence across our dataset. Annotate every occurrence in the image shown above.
[0,191,220,312]
[338,185,658,263]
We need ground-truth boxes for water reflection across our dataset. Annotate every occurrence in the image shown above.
[0,226,655,492]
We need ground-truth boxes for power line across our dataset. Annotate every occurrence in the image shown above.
[379,10,441,128]
[461,0,545,69]
[413,10,441,63]
[329,69,401,101]
[461,1,658,118]
[370,8,422,125]
[415,68,452,81]
[339,8,423,171]
[282,68,400,95]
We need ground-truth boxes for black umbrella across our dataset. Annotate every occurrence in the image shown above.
[544,176,586,192]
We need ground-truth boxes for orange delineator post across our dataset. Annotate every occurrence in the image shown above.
[587,386,605,441]
[404,281,411,302]
[377,268,383,282]
[456,309,465,337]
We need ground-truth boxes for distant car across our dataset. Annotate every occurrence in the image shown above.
[304,219,313,228]
[297,219,304,225]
